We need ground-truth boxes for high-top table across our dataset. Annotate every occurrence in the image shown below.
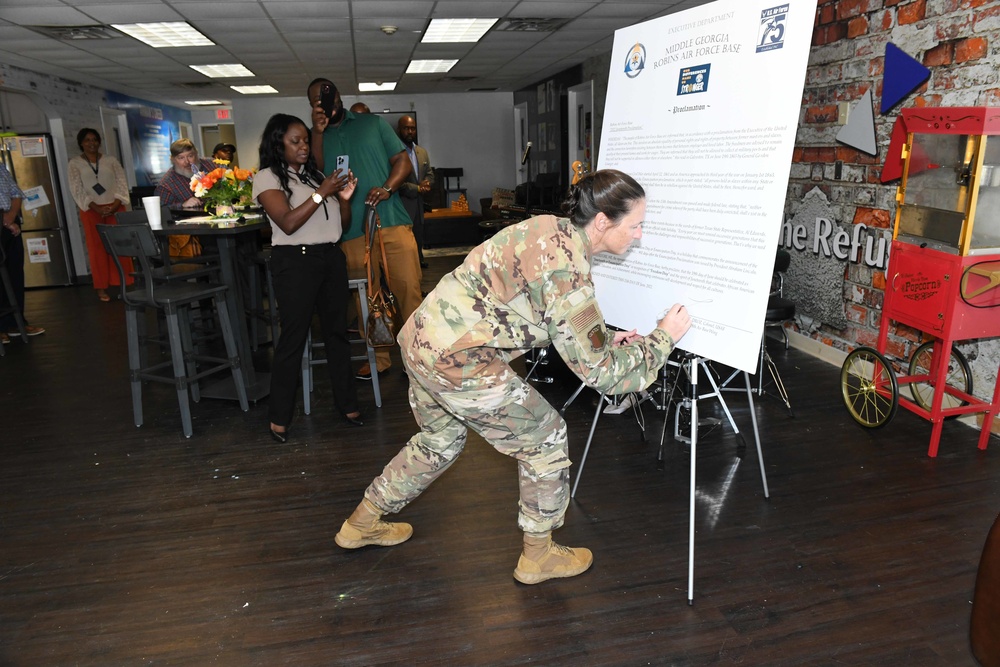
[152,217,270,401]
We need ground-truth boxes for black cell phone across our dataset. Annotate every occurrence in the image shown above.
[320,83,336,118]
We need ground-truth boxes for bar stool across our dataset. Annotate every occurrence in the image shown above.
[301,275,381,412]
[99,224,249,438]
[247,247,279,351]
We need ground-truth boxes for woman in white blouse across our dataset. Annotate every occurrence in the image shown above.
[67,128,131,302]
[253,113,363,442]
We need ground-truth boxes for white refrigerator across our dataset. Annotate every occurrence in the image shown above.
[1,134,74,287]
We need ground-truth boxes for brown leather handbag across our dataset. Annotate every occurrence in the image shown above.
[364,206,399,348]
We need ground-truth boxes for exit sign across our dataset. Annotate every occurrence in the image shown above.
[216,109,231,120]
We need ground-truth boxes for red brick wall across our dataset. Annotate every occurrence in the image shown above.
[789,0,999,373]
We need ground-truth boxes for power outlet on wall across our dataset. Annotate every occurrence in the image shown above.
[837,102,851,125]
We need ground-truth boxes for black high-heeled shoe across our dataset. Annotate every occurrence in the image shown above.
[344,413,365,427]
[270,427,289,443]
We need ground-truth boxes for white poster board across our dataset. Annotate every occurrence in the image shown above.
[595,0,817,372]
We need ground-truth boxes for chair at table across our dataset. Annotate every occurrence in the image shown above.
[112,209,219,283]
[99,223,249,438]
[0,238,29,357]
[247,247,279,351]
[754,249,795,415]
[301,274,381,412]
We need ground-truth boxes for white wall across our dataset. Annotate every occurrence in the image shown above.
[230,92,515,211]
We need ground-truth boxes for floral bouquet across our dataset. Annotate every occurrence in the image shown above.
[190,160,254,217]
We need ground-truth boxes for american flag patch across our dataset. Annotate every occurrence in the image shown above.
[570,303,600,333]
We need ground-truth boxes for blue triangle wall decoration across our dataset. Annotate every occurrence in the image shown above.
[881,42,930,114]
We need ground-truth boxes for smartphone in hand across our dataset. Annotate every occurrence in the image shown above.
[320,83,337,118]
[336,155,349,176]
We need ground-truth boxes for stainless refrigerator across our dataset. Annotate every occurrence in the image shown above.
[1,134,74,286]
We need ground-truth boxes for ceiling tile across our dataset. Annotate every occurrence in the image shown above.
[0,6,96,25]
[350,1,435,19]
[78,4,183,23]
[260,1,350,19]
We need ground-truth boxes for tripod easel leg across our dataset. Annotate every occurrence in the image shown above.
[570,392,605,498]
[683,357,770,604]
[687,357,698,605]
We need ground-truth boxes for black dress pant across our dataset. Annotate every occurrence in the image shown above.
[269,242,358,426]
[0,225,26,331]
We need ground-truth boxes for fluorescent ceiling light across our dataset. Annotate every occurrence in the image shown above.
[185,100,223,106]
[190,64,255,78]
[359,82,397,92]
[112,22,213,48]
[230,85,278,94]
[422,18,497,43]
[406,59,459,74]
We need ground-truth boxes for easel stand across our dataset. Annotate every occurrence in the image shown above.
[569,353,770,605]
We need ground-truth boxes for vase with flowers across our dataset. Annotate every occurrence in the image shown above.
[189,160,254,218]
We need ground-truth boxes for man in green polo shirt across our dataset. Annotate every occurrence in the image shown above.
[308,78,421,379]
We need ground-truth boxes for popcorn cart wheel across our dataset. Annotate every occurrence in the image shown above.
[840,346,898,428]
[906,341,972,416]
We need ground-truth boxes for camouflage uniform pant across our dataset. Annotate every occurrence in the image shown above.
[364,356,571,534]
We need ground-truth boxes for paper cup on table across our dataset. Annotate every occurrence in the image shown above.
[141,196,162,228]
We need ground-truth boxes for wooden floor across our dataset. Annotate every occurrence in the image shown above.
[1,253,997,666]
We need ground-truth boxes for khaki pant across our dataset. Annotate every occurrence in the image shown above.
[364,356,572,534]
[341,224,423,371]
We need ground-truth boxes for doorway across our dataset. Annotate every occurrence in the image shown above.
[566,81,593,184]
[200,124,237,166]
[513,102,528,186]
[100,107,135,189]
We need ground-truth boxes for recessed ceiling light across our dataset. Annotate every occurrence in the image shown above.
[190,64,255,78]
[359,82,397,92]
[185,100,223,106]
[422,18,497,43]
[230,85,278,94]
[111,22,213,48]
[406,59,459,74]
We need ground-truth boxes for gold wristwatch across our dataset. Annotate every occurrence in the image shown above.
[311,191,323,204]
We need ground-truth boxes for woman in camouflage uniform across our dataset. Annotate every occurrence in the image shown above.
[337,169,691,584]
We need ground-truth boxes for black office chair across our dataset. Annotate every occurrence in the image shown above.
[128,186,157,210]
[0,238,29,356]
[755,249,795,415]
[99,223,249,438]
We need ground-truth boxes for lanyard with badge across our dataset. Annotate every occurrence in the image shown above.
[88,156,105,195]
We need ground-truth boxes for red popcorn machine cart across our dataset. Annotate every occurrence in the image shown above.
[841,106,1000,456]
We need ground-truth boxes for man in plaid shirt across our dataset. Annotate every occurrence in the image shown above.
[0,163,44,344]
[154,139,214,208]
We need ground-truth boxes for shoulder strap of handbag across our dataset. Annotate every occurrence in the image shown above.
[365,206,390,290]
[364,205,392,294]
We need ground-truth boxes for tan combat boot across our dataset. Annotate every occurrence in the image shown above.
[335,498,413,549]
[513,532,593,584]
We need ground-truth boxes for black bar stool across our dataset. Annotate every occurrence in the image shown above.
[99,223,249,437]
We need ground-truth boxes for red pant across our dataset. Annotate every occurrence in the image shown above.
[79,208,132,290]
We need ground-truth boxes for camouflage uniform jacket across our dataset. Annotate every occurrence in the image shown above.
[400,214,675,394]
